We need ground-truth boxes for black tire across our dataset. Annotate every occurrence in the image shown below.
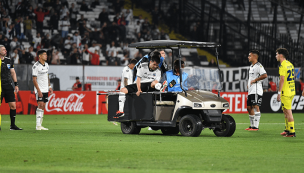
[179,115,202,137]
[161,127,179,135]
[213,114,236,137]
[121,121,141,134]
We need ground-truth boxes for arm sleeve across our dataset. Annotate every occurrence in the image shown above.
[156,71,161,82]
[32,65,38,76]
[10,57,14,69]
[159,72,167,84]
[136,64,144,78]
[259,65,267,75]
[279,65,285,76]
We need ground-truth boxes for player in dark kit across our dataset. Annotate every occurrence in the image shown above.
[0,45,23,130]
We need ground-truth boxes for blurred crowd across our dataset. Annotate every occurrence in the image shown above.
[0,0,171,66]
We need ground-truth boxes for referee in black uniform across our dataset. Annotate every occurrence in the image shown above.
[0,45,22,130]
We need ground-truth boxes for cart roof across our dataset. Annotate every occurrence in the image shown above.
[129,40,221,49]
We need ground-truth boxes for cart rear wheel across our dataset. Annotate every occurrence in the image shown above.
[121,121,141,134]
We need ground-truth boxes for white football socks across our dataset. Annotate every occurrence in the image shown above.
[118,92,126,112]
[36,108,44,127]
[249,115,254,127]
[254,112,261,128]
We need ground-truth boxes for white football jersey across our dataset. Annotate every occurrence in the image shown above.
[136,62,161,83]
[32,61,49,93]
[120,65,133,88]
[248,62,267,95]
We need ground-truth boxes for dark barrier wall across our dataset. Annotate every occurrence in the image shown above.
[260,92,304,113]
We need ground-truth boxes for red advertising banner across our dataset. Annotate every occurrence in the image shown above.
[1,91,248,115]
[221,92,248,114]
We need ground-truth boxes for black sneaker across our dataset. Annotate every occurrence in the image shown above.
[10,125,23,130]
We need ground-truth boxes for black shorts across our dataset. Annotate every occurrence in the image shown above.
[247,94,262,107]
[36,92,49,103]
[125,82,156,94]
[1,84,16,103]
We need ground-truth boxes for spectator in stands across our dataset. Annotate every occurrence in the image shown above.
[106,51,118,66]
[22,48,34,64]
[10,48,19,64]
[72,77,82,91]
[52,0,62,13]
[141,18,151,33]
[2,36,10,53]
[113,0,124,13]
[60,5,69,20]
[106,41,117,57]
[87,48,100,65]
[51,49,60,65]
[28,46,36,60]
[0,33,3,44]
[80,0,92,12]
[25,5,35,21]
[151,7,160,25]
[134,14,144,24]
[160,29,169,40]
[77,15,87,35]
[118,21,127,42]
[91,0,100,8]
[124,9,132,25]
[41,33,51,49]
[64,35,73,55]
[98,8,110,27]
[232,0,245,10]
[135,20,141,34]
[81,31,91,47]
[268,78,277,92]
[151,26,160,40]
[117,14,126,26]
[70,47,79,64]
[108,21,119,41]
[33,6,51,34]
[69,3,78,30]
[82,44,91,65]
[73,32,81,48]
[113,12,120,24]
[60,16,70,38]
[33,32,41,51]
[15,16,25,40]
[24,16,32,42]
[10,37,21,54]
[6,23,16,40]
[208,59,217,67]
[1,10,10,31]
[50,12,59,34]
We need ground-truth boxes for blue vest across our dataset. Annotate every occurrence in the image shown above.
[166,70,188,92]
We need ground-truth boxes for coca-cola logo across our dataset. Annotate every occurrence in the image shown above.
[46,93,85,112]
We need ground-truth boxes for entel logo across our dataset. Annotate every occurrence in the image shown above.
[46,93,85,112]
[270,94,281,112]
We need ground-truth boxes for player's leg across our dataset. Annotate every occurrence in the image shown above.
[6,87,22,130]
[250,95,262,131]
[246,95,255,130]
[36,93,48,130]
[281,107,289,136]
[281,96,296,137]
[116,86,131,118]
[250,105,260,131]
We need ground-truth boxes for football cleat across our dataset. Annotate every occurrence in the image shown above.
[245,126,252,130]
[284,132,296,137]
[114,111,124,118]
[248,127,259,131]
[36,126,49,130]
[10,125,23,130]
[280,130,289,136]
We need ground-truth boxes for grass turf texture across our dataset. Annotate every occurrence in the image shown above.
[0,113,303,173]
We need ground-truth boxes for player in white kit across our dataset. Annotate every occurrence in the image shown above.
[120,59,137,89]
[32,50,53,130]
[246,50,267,131]
[115,52,161,118]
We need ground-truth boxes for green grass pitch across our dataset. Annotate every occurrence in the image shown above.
[0,113,303,173]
